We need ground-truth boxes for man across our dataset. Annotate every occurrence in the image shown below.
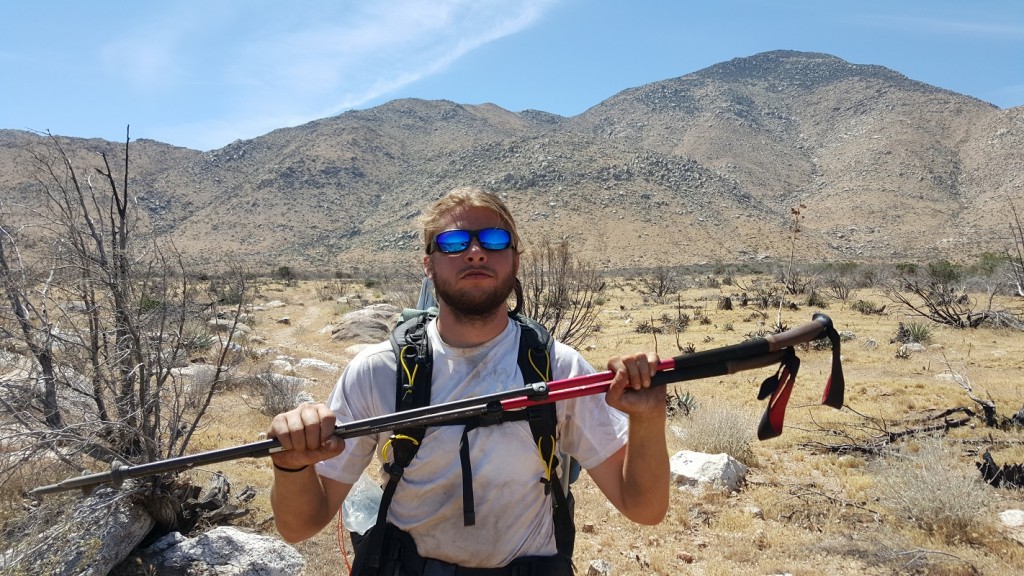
[268,187,669,574]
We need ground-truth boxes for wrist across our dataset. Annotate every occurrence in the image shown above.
[273,462,310,473]
[629,410,667,430]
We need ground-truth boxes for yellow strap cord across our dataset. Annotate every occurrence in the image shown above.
[536,435,557,483]
[529,347,555,481]
[382,434,421,461]
[399,344,419,391]
[527,348,551,383]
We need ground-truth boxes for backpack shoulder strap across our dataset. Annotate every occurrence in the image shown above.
[391,312,434,411]
[511,314,575,559]
[360,312,434,572]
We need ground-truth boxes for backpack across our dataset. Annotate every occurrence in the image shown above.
[356,310,575,572]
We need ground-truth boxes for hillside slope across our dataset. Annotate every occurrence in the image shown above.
[2,50,1021,271]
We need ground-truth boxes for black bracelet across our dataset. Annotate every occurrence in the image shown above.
[273,462,309,473]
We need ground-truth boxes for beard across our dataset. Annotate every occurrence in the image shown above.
[433,268,516,320]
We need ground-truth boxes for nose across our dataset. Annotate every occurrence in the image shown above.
[463,238,487,262]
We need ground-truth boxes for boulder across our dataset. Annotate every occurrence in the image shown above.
[207,319,252,334]
[131,526,305,575]
[670,450,748,492]
[2,485,154,575]
[330,304,401,343]
[258,373,313,390]
[296,358,340,373]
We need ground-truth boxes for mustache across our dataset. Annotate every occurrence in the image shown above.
[457,266,497,277]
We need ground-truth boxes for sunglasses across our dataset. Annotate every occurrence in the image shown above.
[430,228,513,254]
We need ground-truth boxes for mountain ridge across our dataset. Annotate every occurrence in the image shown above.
[2,50,1021,272]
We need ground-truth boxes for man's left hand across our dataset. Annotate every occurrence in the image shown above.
[604,352,666,417]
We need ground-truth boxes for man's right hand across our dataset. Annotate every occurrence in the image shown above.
[266,402,346,471]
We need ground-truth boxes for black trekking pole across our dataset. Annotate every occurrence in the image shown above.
[29,313,843,497]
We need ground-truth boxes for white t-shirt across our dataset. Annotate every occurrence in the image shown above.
[316,318,628,567]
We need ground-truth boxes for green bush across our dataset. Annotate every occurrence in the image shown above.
[274,265,297,285]
[926,259,963,285]
[138,295,163,313]
[894,320,932,344]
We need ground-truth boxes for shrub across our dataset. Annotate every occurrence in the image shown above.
[665,312,691,332]
[274,265,297,286]
[806,289,829,309]
[521,239,606,348]
[638,266,683,299]
[852,299,885,315]
[675,399,757,464]
[871,437,991,542]
[255,372,308,416]
[314,279,347,301]
[634,320,662,334]
[893,321,932,344]
[906,321,932,343]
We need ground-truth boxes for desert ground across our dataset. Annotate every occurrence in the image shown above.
[10,272,1023,575]
[158,272,1024,576]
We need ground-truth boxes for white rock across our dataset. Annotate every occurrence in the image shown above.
[141,526,304,575]
[1000,509,1024,528]
[587,559,612,576]
[670,450,748,492]
[899,342,926,355]
[297,358,340,373]
[269,359,295,374]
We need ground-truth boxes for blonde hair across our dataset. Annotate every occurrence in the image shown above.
[419,187,522,254]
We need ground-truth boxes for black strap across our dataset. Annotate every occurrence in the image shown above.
[362,313,434,572]
[515,319,574,560]
[459,424,476,527]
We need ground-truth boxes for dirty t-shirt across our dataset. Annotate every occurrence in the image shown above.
[316,318,628,567]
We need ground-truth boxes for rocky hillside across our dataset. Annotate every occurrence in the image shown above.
[2,50,1021,272]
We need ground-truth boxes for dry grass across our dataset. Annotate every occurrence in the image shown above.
[217,278,1024,574]
[671,398,760,465]
[224,278,1024,575]
[8,276,1024,575]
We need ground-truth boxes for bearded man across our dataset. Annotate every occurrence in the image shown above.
[268,187,669,575]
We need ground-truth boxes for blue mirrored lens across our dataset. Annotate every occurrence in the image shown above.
[435,230,471,253]
[433,228,512,253]
[477,228,512,250]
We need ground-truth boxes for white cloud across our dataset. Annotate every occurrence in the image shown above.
[142,0,559,148]
[190,0,557,147]
[229,0,555,111]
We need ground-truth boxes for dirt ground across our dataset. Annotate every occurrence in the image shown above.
[179,276,1024,575]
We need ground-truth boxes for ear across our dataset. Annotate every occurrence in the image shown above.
[423,253,434,279]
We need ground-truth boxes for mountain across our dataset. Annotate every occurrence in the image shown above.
[2,50,1022,273]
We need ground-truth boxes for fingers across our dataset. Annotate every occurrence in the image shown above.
[605,352,663,417]
[267,403,342,468]
[607,352,660,390]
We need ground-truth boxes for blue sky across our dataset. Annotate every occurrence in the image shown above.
[2,0,1022,151]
